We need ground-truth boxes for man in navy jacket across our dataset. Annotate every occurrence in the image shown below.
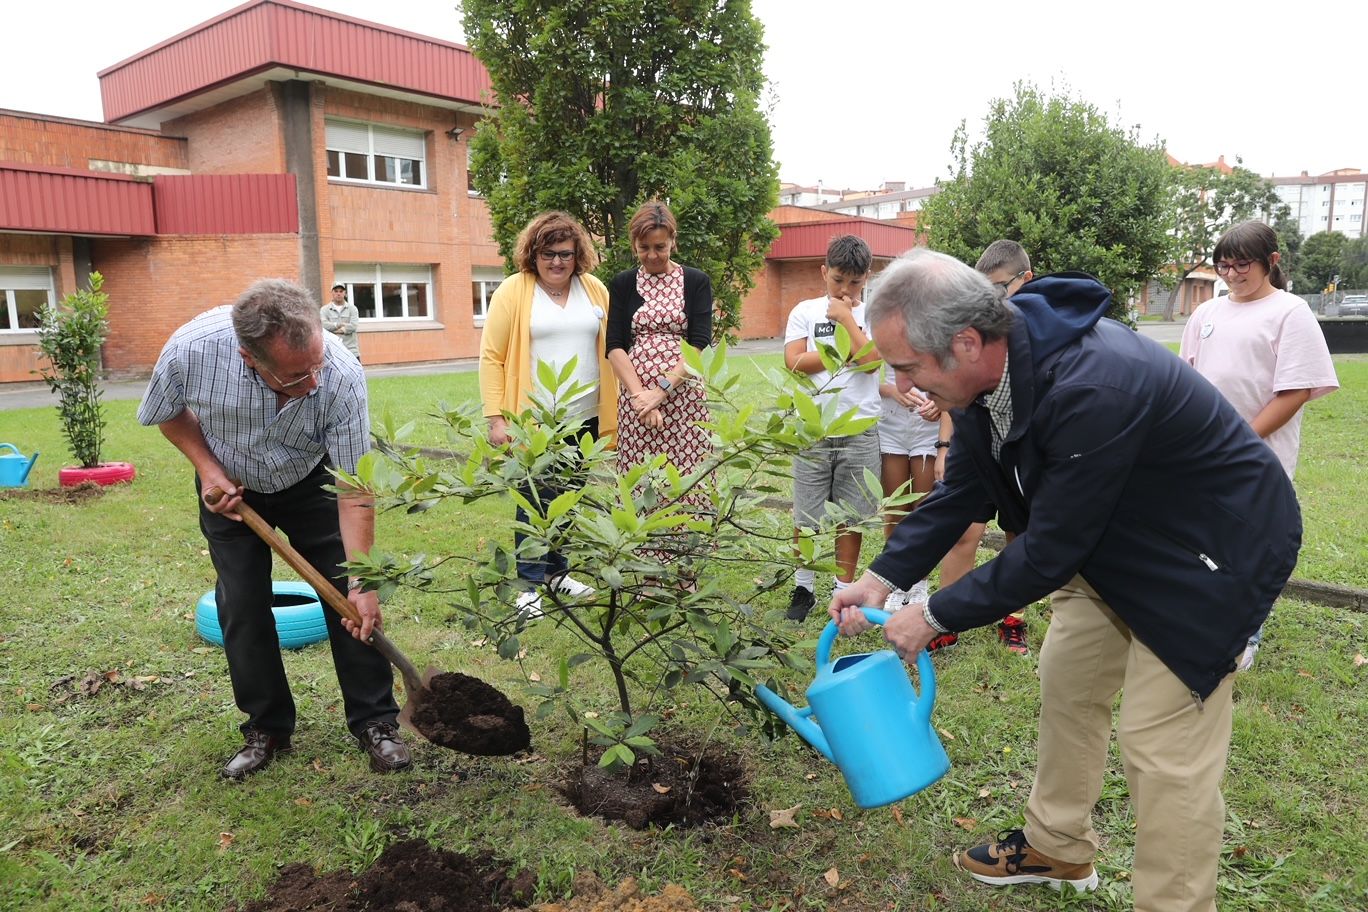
[830,249,1300,912]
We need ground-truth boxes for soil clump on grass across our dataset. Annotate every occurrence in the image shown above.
[232,838,534,912]
[0,481,105,504]
[561,738,747,830]
[409,671,531,756]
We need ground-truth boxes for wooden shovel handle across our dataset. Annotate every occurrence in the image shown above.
[202,486,425,694]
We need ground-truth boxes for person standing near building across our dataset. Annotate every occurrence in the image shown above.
[783,234,883,621]
[1180,220,1337,669]
[138,279,410,780]
[830,249,1300,911]
[321,283,361,362]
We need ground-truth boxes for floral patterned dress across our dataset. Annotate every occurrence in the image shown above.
[617,267,712,521]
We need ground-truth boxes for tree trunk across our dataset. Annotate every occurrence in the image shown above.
[1163,265,1199,321]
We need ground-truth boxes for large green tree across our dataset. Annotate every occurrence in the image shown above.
[1162,160,1288,319]
[919,83,1173,322]
[1294,231,1348,295]
[1272,210,1303,286]
[1337,234,1368,290]
[463,0,780,339]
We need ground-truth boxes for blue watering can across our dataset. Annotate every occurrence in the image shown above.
[0,443,39,488]
[756,607,950,808]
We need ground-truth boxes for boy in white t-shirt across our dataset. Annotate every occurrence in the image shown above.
[783,235,883,621]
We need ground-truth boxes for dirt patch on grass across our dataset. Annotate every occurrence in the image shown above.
[0,481,105,504]
[409,672,531,756]
[232,839,534,912]
[561,738,747,830]
[535,872,699,911]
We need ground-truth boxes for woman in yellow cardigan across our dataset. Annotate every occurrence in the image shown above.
[478,211,617,617]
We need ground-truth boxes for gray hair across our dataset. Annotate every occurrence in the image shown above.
[231,279,322,361]
[866,249,1013,366]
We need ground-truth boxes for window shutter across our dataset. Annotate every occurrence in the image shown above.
[325,120,370,154]
[379,264,431,284]
[370,127,426,160]
[0,266,54,290]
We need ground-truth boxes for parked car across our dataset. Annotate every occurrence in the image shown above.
[1340,295,1368,317]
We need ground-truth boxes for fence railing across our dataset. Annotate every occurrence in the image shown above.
[1303,290,1367,316]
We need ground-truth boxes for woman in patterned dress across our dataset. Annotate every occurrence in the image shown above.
[606,201,714,544]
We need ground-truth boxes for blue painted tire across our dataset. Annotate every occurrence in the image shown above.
[195,581,329,650]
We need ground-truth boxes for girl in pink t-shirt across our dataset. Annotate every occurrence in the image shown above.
[1180,220,1338,669]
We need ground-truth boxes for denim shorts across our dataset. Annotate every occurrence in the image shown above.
[792,427,882,527]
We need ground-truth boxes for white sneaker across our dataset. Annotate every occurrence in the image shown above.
[907,579,930,605]
[883,590,908,613]
[1237,640,1259,672]
[555,575,595,598]
[515,590,544,619]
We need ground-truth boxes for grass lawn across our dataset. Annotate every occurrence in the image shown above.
[1,353,1365,911]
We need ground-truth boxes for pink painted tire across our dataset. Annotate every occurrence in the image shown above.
[58,462,136,487]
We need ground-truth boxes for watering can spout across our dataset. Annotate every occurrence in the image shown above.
[755,684,833,762]
[21,450,38,484]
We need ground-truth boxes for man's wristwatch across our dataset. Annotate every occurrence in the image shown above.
[657,376,672,392]
[347,578,365,592]
[934,440,951,449]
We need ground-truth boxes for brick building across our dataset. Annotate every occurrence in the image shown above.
[0,0,923,385]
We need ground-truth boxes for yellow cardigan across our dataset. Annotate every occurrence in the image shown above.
[478,271,618,442]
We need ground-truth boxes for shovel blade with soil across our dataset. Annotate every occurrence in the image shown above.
[203,487,530,756]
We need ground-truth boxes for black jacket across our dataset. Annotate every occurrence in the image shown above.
[605,266,713,354]
[870,273,1301,699]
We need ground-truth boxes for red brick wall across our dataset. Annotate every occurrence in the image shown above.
[0,111,187,170]
[0,234,77,382]
[163,89,285,174]
[91,235,300,375]
[315,87,487,363]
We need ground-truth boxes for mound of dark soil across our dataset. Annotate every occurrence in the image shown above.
[409,672,531,756]
[233,839,534,912]
[561,738,747,830]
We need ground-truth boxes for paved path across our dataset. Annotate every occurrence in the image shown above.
[0,327,1183,411]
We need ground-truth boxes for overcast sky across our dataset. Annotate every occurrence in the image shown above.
[4,0,1363,189]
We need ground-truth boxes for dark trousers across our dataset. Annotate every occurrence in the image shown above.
[198,463,398,738]
[515,416,597,583]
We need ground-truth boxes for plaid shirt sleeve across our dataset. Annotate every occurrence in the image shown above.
[137,335,188,426]
[321,356,370,476]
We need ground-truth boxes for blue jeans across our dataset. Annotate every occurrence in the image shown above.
[514,416,597,583]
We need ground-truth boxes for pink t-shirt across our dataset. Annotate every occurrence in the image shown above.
[1180,289,1338,478]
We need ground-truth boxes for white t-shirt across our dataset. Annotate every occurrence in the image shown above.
[1180,288,1338,478]
[784,296,882,420]
[529,277,601,422]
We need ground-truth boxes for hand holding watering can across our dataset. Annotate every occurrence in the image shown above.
[756,605,950,809]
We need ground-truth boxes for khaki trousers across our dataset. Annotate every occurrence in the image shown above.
[1024,576,1234,912]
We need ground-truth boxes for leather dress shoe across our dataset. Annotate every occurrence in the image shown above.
[221,729,291,781]
[358,720,412,773]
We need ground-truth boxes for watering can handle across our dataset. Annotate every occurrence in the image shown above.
[817,606,937,715]
[815,606,891,667]
[0,443,19,455]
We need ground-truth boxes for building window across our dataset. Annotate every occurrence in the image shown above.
[325,120,427,189]
[333,264,433,321]
[472,269,505,324]
[0,266,54,333]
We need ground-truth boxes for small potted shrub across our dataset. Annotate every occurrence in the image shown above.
[36,272,135,487]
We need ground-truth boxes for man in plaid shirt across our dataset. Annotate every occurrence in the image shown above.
[139,279,411,780]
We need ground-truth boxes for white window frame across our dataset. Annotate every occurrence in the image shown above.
[471,268,505,325]
[325,119,428,190]
[334,264,434,322]
[0,266,55,334]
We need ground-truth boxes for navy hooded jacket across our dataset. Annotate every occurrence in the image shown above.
[869,273,1302,700]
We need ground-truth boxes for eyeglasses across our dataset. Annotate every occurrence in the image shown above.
[537,249,576,263]
[261,362,324,390]
[993,270,1027,291]
[1214,260,1253,276]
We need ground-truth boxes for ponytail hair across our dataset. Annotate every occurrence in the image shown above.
[1213,221,1286,291]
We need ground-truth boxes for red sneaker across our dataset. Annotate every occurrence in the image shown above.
[997,616,1029,655]
[927,632,959,652]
